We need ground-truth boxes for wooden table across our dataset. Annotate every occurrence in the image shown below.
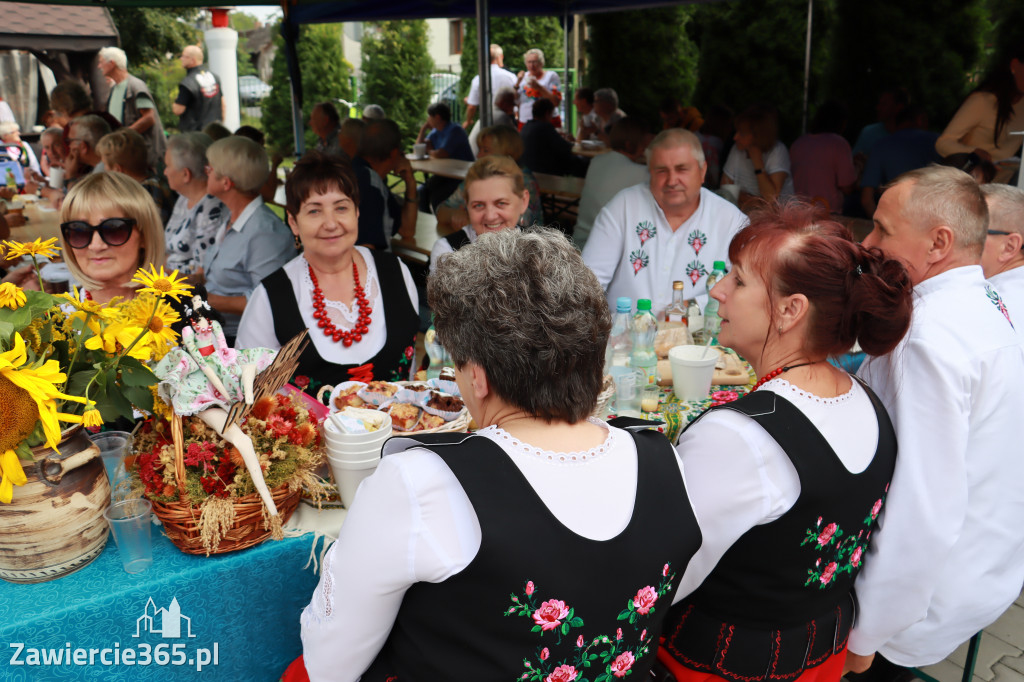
[407,156,470,180]
[9,194,61,243]
[572,142,611,158]
[390,210,455,267]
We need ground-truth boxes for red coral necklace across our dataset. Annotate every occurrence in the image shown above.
[751,361,821,392]
[309,261,372,347]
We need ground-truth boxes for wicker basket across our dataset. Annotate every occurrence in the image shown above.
[592,375,616,418]
[150,413,302,556]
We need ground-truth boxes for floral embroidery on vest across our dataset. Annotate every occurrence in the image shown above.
[507,563,677,681]
[686,260,708,286]
[629,249,649,276]
[635,221,656,246]
[801,483,889,589]
[687,230,707,256]
[387,339,417,382]
[985,284,1013,327]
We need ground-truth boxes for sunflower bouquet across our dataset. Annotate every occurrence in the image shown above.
[0,237,191,503]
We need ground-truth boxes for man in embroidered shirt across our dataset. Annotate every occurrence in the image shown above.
[582,128,747,316]
[980,183,1024,320]
[848,166,1024,678]
[196,136,295,341]
[97,46,165,172]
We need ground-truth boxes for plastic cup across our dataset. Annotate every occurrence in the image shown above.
[609,366,644,417]
[103,498,153,574]
[669,345,719,402]
[48,167,64,189]
[328,456,381,508]
[413,143,427,158]
[90,431,132,501]
[327,441,387,462]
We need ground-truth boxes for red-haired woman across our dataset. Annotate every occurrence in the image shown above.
[657,200,913,681]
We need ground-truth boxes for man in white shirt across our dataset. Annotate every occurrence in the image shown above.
[582,128,747,315]
[573,117,651,250]
[980,183,1024,320]
[462,44,518,130]
[849,166,1024,677]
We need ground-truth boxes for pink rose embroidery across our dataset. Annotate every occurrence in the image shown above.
[633,586,658,615]
[533,599,570,631]
[710,390,739,403]
[641,628,648,641]
[545,665,578,682]
[525,580,535,596]
[576,635,584,647]
[540,648,550,661]
[820,562,838,585]
[817,522,838,546]
[870,499,882,519]
[611,651,635,678]
[850,546,863,568]
[616,627,623,640]
[662,563,670,577]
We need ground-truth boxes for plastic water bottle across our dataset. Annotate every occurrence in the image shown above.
[424,320,449,379]
[631,299,659,384]
[703,261,727,345]
[606,297,633,369]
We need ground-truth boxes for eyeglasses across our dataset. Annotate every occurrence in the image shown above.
[60,218,137,249]
[988,230,1013,236]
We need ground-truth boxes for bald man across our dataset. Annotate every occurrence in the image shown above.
[173,45,224,132]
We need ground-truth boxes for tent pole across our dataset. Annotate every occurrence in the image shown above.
[282,18,305,156]
[477,0,492,127]
[802,0,813,135]
[564,4,570,132]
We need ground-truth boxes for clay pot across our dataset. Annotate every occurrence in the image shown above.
[0,428,110,583]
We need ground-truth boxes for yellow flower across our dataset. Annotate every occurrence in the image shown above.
[3,237,60,261]
[0,282,26,309]
[82,409,103,428]
[0,333,88,503]
[131,265,192,303]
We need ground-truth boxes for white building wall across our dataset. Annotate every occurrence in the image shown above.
[342,19,461,77]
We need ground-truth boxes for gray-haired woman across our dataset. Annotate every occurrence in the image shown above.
[298,227,701,682]
[163,132,227,275]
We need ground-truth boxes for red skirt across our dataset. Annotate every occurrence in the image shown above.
[656,644,848,682]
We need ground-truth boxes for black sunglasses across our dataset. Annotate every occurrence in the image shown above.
[60,218,137,249]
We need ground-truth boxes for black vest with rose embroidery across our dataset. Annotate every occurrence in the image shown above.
[661,382,896,681]
[262,250,419,393]
[361,424,701,682]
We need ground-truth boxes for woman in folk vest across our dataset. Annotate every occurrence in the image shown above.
[429,154,531,276]
[235,152,420,393]
[298,227,701,681]
[657,200,913,681]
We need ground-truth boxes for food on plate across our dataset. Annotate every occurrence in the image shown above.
[333,384,365,409]
[426,391,464,413]
[418,413,445,430]
[365,381,399,397]
[388,403,422,431]
[438,368,456,383]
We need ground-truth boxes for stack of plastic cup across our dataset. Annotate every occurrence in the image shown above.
[89,431,133,502]
[322,411,393,508]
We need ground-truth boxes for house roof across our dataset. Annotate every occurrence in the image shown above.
[0,2,119,51]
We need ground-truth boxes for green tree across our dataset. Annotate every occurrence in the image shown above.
[361,20,434,147]
[825,0,986,140]
[262,23,353,154]
[457,17,565,101]
[108,8,200,67]
[586,7,699,131]
[685,0,835,144]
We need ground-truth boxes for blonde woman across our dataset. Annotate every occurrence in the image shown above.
[60,171,166,303]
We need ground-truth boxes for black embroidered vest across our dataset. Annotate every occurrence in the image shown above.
[661,383,896,681]
[263,250,419,393]
[362,424,701,681]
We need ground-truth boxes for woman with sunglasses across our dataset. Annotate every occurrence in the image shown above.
[60,171,165,303]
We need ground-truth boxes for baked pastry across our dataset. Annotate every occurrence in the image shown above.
[365,381,399,397]
[388,403,421,431]
[438,368,456,382]
[403,384,431,392]
[333,392,365,409]
[418,413,445,430]
[427,392,464,412]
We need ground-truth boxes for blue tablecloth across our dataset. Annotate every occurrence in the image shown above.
[0,525,324,681]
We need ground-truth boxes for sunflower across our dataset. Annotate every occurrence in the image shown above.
[2,237,60,261]
[0,282,26,310]
[131,265,192,303]
[0,333,89,503]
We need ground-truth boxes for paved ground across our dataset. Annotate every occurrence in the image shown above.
[911,591,1024,682]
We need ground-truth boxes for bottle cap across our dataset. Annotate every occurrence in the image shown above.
[672,281,684,290]
[637,299,652,311]
[615,297,632,313]
[713,260,727,271]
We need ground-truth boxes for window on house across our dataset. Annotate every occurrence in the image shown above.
[449,20,463,55]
